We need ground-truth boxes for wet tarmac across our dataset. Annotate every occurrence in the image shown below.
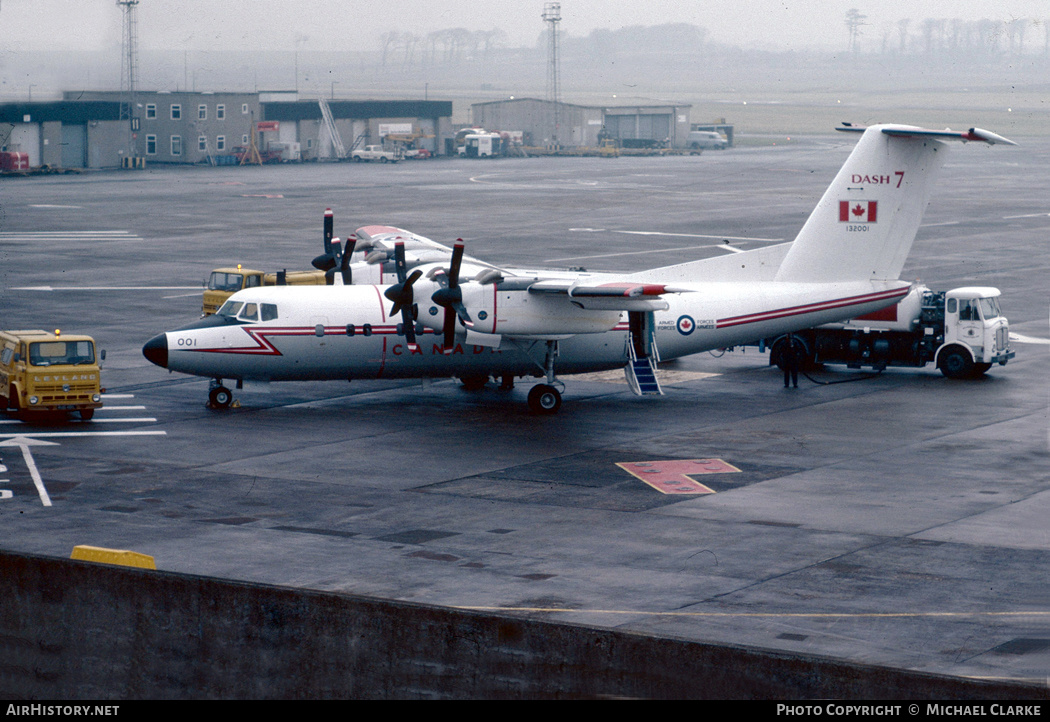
[1,134,1048,686]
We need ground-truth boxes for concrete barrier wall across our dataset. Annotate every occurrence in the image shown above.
[0,551,1041,699]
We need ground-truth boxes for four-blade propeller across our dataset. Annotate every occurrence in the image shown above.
[383,242,423,350]
[430,241,474,351]
[311,210,355,285]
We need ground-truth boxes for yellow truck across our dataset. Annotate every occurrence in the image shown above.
[1,329,104,421]
[203,266,326,315]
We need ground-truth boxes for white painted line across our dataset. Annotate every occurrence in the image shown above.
[1003,213,1050,219]
[86,418,158,424]
[98,405,147,410]
[0,431,166,438]
[1,418,157,425]
[614,230,783,242]
[1010,333,1050,345]
[12,286,201,291]
[546,243,744,263]
[101,394,136,399]
[0,437,57,507]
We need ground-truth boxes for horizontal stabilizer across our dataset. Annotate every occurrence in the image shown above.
[837,123,1017,146]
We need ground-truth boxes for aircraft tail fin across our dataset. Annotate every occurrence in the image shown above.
[774,124,1014,283]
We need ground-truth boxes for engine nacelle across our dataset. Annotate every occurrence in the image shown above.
[416,282,623,338]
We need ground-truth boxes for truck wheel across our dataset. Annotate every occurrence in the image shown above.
[79,409,95,422]
[939,347,974,379]
[353,156,363,163]
[380,156,389,163]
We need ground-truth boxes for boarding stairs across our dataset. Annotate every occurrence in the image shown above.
[624,311,663,396]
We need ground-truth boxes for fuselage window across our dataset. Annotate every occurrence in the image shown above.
[363,324,372,337]
[261,304,278,322]
[346,324,356,336]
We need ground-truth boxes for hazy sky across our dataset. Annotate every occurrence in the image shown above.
[4,0,1049,52]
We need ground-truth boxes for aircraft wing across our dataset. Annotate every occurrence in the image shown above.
[354,225,493,267]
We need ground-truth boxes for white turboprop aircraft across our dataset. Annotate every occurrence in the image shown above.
[143,124,1015,414]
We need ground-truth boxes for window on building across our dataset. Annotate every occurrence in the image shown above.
[242,134,249,144]
[171,104,181,120]
[199,135,207,152]
[242,104,249,114]
[198,105,207,120]
[216,136,225,151]
[145,104,156,119]
[217,104,225,120]
[146,135,157,155]
[171,136,182,156]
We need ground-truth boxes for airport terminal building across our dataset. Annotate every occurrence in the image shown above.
[0,91,454,168]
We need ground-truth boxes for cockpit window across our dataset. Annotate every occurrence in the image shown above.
[208,272,244,292]
[217,300,243,317]
[261,303,279,321]
[239,303,259,321]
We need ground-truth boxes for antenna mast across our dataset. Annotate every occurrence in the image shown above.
[542,2,561,148]
[117,0,140,159]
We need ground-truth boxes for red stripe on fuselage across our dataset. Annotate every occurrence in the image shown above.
[715,288,908,329]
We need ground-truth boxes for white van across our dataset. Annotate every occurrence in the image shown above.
[687,131,728,151]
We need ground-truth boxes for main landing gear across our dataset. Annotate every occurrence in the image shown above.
[527,340,564,415]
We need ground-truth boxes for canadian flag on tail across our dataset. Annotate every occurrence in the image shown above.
[839,200,878,223]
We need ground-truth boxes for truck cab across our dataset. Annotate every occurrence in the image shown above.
[1,330,104,421]
[938,287,1014,378]
[203,266,327,315]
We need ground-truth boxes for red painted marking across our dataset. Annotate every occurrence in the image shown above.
[839,200,877,222]
[617,459,741,495]
[716,288,908,330]
[855,304,898,322]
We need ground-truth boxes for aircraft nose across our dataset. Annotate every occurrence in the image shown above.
[142,334,169,369]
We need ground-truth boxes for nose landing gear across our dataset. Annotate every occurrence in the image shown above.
[208,380,233,409]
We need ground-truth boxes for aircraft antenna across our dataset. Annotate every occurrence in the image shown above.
[117,0,141,162]
[542,2,561,149]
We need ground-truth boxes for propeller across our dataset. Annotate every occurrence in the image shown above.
[324,234,355,286]
[430,240,474,352]
[311,208,337,272]
[383,242,422,350]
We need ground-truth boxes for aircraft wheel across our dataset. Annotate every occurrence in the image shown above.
[528,384,562,414]
[939,347,974,379]
[209,386,234,409]
[79,409,95,422]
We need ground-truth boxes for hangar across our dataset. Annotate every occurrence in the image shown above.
[0,91,455,168]
[0,100,123,169]
[470,97,691,149]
